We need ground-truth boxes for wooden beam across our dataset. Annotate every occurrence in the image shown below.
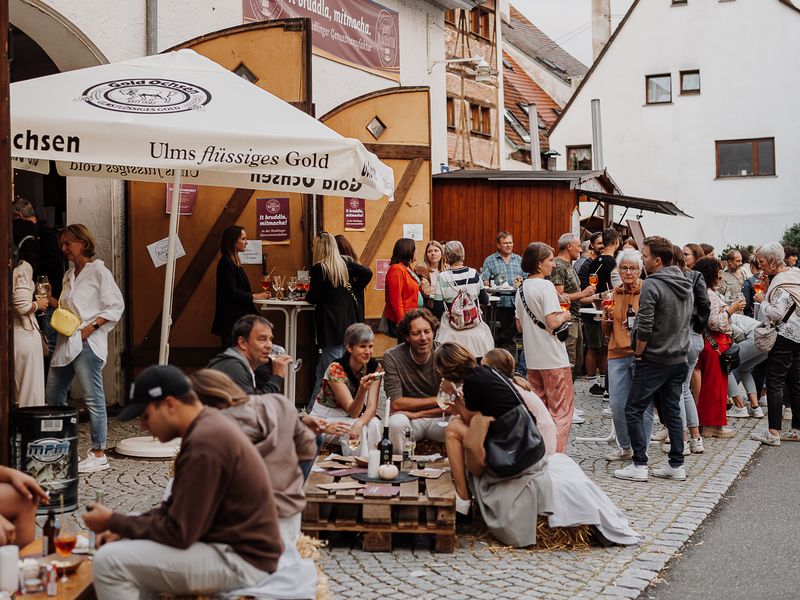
[362,144,431,161]
[359,157,424,268]
[140,187,253,350]
[1,0,12,465]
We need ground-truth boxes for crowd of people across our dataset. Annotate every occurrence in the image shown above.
[6,204,800,596]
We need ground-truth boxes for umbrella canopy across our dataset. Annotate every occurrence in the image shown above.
[10,49,394,199]
[10,50,396,363]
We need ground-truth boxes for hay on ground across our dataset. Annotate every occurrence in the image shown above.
[462,510,595,553]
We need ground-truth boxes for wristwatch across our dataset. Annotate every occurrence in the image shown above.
[91,320,100,330]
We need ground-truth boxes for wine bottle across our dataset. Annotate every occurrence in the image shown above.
[626,303,636,330]
[403,430,414,462]
[43,509,56,556]
[378,426,393,465]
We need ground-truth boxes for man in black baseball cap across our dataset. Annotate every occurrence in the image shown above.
[84,365,284,600]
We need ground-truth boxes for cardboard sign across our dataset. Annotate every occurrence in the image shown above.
[165,184,198,215]
[257,197,290,243]
[344,197,366,231]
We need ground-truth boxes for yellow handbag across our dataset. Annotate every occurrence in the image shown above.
[50,284,81,337]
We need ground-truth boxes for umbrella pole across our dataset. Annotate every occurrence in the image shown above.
[158,170,182,365]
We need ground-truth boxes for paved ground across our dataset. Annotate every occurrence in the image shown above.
[44,380,773,600]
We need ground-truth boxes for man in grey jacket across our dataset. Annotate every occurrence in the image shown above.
[615,236,693,483]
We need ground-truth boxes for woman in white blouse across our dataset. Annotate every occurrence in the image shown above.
[45,224,124,474]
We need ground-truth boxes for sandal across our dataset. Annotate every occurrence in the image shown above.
[779,429,800,442]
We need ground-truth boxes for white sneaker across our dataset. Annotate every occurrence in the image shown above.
[651,427,669,442]
[605,447,633,461]
[662,442,690,456]
[759,396,768,407]
[613,464,648,482]
[455,495,471,515]
[652,464,686,481]
[748,406,765,419]
[689,437,705,453]
[727,406,749,418]
[783,407,792,420]
[574,409,584,416]
[572,412,585,424]
[78,450,109,474]
[602,408,612,417]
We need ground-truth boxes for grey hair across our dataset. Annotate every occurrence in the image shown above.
[757,242,785,268]
[344,323,374,348]
[558,233,579,251]
[616,248,643,271]
[444,240,465,264]
[580,240,590,253]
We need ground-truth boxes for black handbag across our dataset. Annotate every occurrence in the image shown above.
[483,369,546,478]
[703,330,740,376]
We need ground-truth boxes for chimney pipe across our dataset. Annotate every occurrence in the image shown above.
[591,99,604,171]
[528,103,541,171]
[591,0,611,63]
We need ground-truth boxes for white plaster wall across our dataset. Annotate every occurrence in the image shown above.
[549,0,800,250]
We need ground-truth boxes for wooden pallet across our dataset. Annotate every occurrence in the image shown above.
[20,536,95,600]
[301,460,456,552]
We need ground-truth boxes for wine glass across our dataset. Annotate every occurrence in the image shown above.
[299,273,310,298]
[269,344,303,372]
[602,291,615,322]
[272,275,284,301]
[589,273,599,287]
[260,275,272,299]
[496,273,506,287]
[436,389,454,428]
[35,276,49,316]
[286,277,297,300]
[346,436,361,455]
[559,293,571,313]
[55,518,76,582]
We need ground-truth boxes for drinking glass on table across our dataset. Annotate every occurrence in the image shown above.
[35,276,50,316]
[260,275,272,299]
[436,389,454,428]
[270,344,303,372]
[55,518,76,582]
[287,277,297,300]
[496,273,506,287]
[273,275,284,300]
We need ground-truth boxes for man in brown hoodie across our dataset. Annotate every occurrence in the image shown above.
[84,365,283,600]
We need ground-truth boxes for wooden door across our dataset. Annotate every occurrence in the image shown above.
[126,20,314,397]
[319,87,431,357]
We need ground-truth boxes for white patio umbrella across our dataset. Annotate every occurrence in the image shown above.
[11,49,394,364]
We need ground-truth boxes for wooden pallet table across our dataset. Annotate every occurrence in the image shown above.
[20,536,95,600]
[301,459,456,552]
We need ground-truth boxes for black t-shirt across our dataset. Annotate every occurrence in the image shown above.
[587,254,617,294]
[463,366,521,419]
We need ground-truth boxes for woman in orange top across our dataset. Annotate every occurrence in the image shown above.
[385,238,422,343]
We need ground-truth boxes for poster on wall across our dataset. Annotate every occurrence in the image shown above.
[344,197,366,231]
[165,184,199,215]
[243,0,400,82]
[257,197,291,244]
[239,240,263,265]
[147,235,186,268]
[374,259,390,290]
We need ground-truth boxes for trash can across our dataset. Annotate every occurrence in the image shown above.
[12,407,79,515]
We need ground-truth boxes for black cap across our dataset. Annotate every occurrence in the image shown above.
[590,231,603,244]
[118,365,190,422]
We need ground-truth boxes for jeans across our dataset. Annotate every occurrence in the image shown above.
[308,344,346,411]
[45,342,107,450]
[727,330,768,398]
[515,349,527,377]
[625,359,687,467]
[607,355,654,449]
[299,434,324,481]
[765,334,800,431]
[680,330,704,430]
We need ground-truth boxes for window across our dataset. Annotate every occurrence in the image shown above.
[646,74,671,104]
[444,9,456,24]
[680,70,700,94]
[471,104,491,135]
[716,138,775,178]
[566,145,592,170]
[470,9,490,38]
[447,98,455,128]
[672,0,688,5]
[504,108,530,143]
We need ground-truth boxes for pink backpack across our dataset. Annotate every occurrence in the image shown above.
[449,286,480,330]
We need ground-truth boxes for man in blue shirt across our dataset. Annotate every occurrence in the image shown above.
[481,231,525,354]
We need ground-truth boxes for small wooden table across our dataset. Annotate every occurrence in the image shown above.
[20,536,95,600]
[301,459,456,552]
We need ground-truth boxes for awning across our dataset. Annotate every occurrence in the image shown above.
[579,191,692,218]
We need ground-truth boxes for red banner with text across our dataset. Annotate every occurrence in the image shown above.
[257,197,291,243]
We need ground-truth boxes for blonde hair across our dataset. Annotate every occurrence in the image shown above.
[312,232,349,288]
[424,240,445,271]
[482,348,531,391]
[188,370,249,409]
[433,342,477,381]
[60,224,96,258]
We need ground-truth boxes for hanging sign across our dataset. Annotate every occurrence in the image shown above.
[165,184,198,215]
[374,259,390,290]
[344,197,366,231]
[257,197,291,244]
[243,0,400,82]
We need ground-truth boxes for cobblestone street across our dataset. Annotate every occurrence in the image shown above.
[51,380,766,600]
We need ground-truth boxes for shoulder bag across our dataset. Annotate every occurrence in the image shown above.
[50,282,81,338]
[753,301,796,353]
[483,368,546,478]
[703,330,740,376]
[519,286,570,342]
[442,270,481,330]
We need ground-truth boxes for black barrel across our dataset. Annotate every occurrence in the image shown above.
[12,407,79,515]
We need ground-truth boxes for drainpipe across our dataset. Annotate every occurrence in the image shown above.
[528,103,541,170]
[146,0,157,55]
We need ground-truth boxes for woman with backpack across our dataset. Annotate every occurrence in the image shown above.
[432,241,494,361]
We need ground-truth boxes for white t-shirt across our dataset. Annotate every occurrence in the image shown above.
[515,278,570,370]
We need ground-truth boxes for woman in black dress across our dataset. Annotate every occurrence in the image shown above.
[211,226,268,348]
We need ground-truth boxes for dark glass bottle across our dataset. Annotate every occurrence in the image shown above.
[626,303,636,330]
[43,509,57,556]
[378,426,393,465]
